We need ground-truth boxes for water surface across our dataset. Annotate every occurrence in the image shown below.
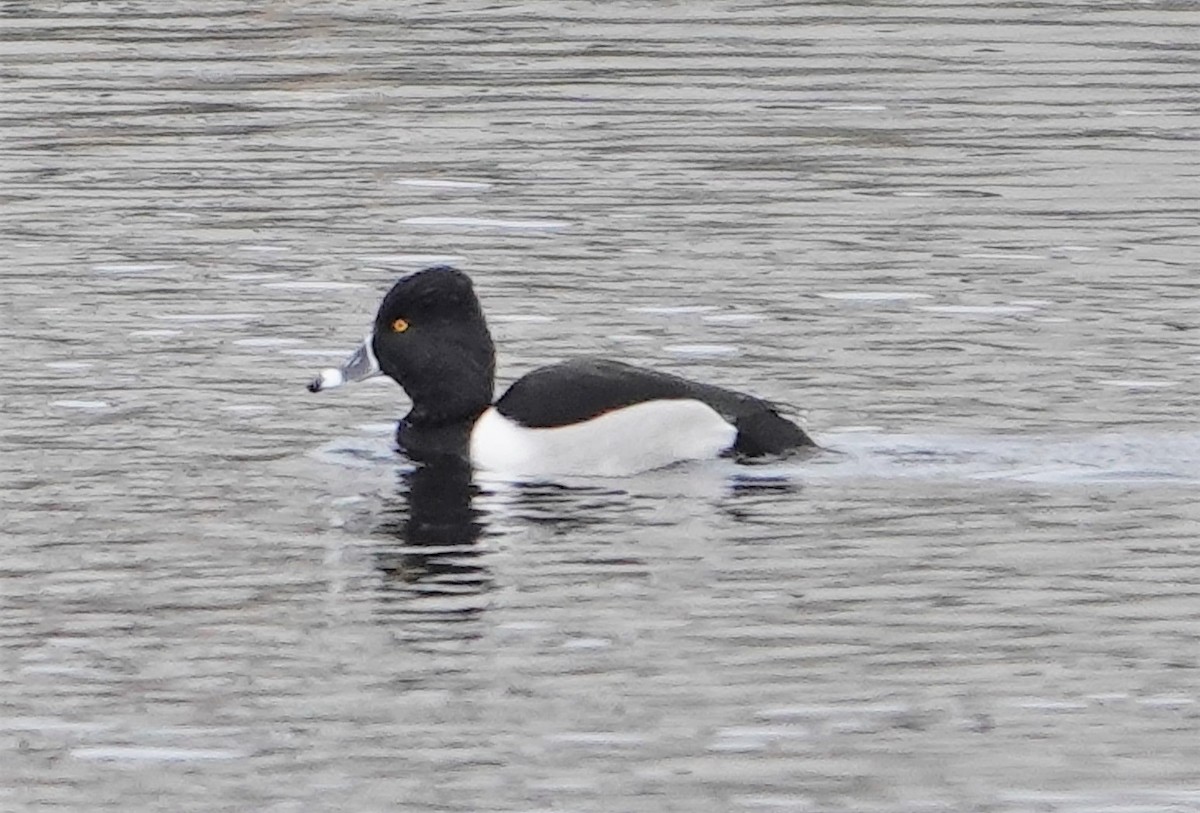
[3,2,1200,811]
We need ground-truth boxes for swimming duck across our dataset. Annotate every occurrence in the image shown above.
[309,266,815,476]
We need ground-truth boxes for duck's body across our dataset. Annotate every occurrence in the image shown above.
[310,266,815,477]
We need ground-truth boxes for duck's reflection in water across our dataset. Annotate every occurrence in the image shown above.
[371,458,493,631]
[365,458,803,637]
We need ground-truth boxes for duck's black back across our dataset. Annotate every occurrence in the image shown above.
[495,358,814,458]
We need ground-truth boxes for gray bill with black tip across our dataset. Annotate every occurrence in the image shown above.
[308,334,381,392]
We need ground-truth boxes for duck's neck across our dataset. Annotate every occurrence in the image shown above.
[404,393,490,428]
[399,337,495,428]
[396,356,493,464]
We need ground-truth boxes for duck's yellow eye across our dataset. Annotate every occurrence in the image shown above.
[392,318,409,333]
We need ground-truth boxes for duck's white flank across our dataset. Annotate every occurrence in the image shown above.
[469,399,737,477]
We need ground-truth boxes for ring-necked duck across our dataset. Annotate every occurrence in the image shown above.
[309,266,816,476]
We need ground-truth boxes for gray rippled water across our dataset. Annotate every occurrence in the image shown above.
[3,2,1200,811]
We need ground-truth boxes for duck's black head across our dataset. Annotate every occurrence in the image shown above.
[373,266,496,424]
[310,266,496,426]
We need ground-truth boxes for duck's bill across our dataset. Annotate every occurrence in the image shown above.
[308,335,381,392]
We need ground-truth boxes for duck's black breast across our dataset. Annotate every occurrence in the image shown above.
[396,416,478,464]
[494,358,815,457]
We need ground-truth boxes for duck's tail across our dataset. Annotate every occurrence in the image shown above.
[731,407,817,459]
